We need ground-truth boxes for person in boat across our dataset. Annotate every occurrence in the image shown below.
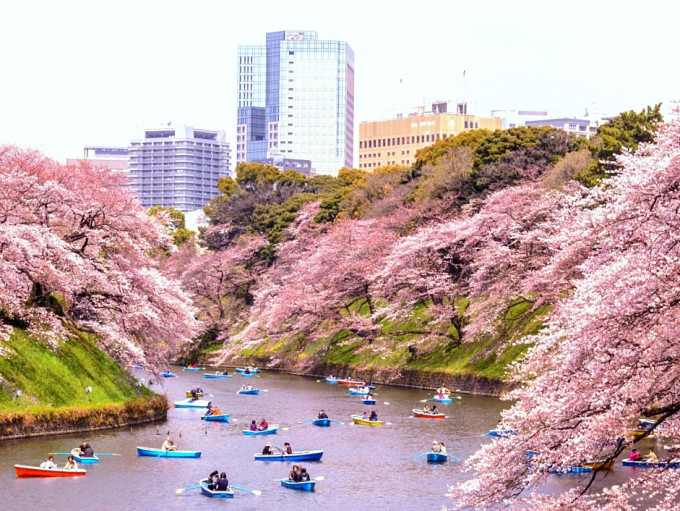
[250,419,258,431]
[262,442,275,455]
[212,405,222,415]
[258,418,269,431]
[204,404,214,416]
[423,404,431,413]
[369,410,378,421]
[431,405,438,414]
[646,449,658,463]
[77,441,94,457]
[40,454,57,469]
[299,467,311,482]
[215,472,229,491]
[162,437,178,451]
[206,470,219,490]
[318,409,329,419]
[282,442,293,454]
[244,367,251,374]
[629,447,641,461]
[289,465,301,482]
[190,387,199,400]
[431,440,442,453]
[439,442,447,455]
[362,411,368,420]
[215,370,222,375]
[63,455,78,470]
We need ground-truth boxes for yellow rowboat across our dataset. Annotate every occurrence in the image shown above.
[351,414,384,426]
[584,460,615,470]
[186,391,204,398]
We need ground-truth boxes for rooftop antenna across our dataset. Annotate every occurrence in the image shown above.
[457,70,467,115]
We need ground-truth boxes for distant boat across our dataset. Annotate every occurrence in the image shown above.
[131,363,144,370]
[161,371,177,378]
[280,478,316,491]
[432,395,453,403]
[136,446,201,458]
[348,387,370,396]
[183,366,201,372]
[485,429,517,437]
[324,376,338,384]
[204,373,232,379]
[254,450,323,462]
[243,425,279,435]
[312,418,331,427]
[426,452,448,463]
[174,398,211,409]
[185,391,204,398]
[338,378,364,386]
[199,478,234,498]
[14,464,87,477]
[623,459,680,468]
[361,398,376,405]
[237,388,260,395]
[235,367,260,374]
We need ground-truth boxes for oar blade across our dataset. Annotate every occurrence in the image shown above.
[314,475,325,481]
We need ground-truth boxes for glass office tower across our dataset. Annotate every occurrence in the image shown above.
[236,30,354,176]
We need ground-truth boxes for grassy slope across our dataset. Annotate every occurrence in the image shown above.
[0,327,151,413]
[230,297,549,380]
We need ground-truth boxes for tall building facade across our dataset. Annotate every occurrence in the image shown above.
[237,30,354,176]
[359,102,502,170]
[128,125,230,212]
[66,146,130,171]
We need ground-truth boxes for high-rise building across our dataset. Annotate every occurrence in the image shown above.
[237,30,354,176]
[66,146,130,171]
[128,125,230,212]
[359,102,502,170]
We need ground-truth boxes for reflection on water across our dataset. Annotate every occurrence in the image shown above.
[0,370,638,510]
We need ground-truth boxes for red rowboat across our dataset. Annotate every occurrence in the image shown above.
[412,408,446,419]
[337,379,365,386]
[14,464,87,477]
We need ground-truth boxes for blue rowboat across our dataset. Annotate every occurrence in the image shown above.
[623,459,680,468]
[235,367,260,374]
[243,425,279,435]
[203,373,232,379]
[426,452,448,463]
[161,371,176,378]
[201,413,230,423]
[254,450,324,462]
[237,389,260,395]
[280,478,316,491]
[136,446,201,458]
[240,373,257,378]
[183,367,201,372]
[348,388,370,396]
[324,377,338,384]
[132,363,144,370]
[486,429,517,437]
[433,396,452,403]
[312,418,331,427]
[199,478,234,498]
[174,398,212,408]
[361,399,376,405]
[71,448,99,464]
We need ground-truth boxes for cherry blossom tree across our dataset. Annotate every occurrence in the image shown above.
[448,106,680,510]
[0,146,199,366]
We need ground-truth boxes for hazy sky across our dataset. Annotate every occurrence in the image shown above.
[1,0,678,163]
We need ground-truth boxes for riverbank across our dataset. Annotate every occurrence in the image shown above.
[0,395,168,440]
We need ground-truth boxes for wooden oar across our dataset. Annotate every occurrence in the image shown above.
[175,484,202,494]
[230,485,262,496]
[412,451,430,461]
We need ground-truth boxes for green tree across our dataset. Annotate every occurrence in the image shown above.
[148,205,194,246]
[575,103,663,186]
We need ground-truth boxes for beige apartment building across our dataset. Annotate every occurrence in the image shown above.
[359,104,502,169]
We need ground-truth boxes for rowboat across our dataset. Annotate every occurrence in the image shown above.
[14,464,87,478]
[183,366,201,371]
[312,418,331,427]
[280,478,316,491]
[584,460,615,470]
[543,465,593,474]
[426,452,448,463]
[71,448,99,464]
[623,459,680,468]
[235,367,260,374]
[486,429,517,437]
[201,413,230,423]
[174,398,212,408]
[412,409,446,419]
[203,373,232,379]
[351,414,384,426]
[199,478,234,498]
[237,388,260,395]
[136,446,201,458]
[161,371,177,378]
[338,378,364,386]
[361,398,376,405]
[132,363,144,370]
[348,387,370,395]
[243,424,279,435]
[185,391,205,398]
[324,377,338,384]
[432,396,452,403]
[254,450,324,462]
